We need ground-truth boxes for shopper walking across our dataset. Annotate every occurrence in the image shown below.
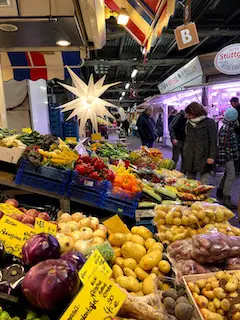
[169,110,187,171]
[217,108,239,209]
[168,109,177,125]
[137,105,156,148]
[230,97,240,174]
[183,102,217,185]
[156,114,163,142]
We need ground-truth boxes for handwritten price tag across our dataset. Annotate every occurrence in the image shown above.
[79,250,112,284]
[34,218,57,236]
[0,216,36,257]
[0,203,24,217]
[60,269,126,320]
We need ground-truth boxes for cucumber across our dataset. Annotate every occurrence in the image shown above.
[142,187,162,203]
[162,200,182,205]
[138,202,157,208]
[154,186,177,199]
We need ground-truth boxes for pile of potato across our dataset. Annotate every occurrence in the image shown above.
[109,226,171,296]
[154,203,234,229]
[188,271,240,320]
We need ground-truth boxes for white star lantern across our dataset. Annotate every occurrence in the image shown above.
[57,66,120,136]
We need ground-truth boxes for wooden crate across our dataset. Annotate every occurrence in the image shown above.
[183,270,240,320]
[0,146,26,164]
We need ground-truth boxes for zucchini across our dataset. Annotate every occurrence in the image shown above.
[162,200,182,205]
[138,202,157,209]
[142,187,162,203]
[154,186,177,200]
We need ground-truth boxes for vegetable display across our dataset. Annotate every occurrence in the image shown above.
[60,250,86,271]
[22,259,80,310]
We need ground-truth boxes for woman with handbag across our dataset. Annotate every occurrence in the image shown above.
[217,108,240,209]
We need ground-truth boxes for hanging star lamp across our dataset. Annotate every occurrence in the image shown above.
[57,66,120,136]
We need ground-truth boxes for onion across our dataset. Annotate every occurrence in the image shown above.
[79,227,93,240]
[59,213,72,222]
[67,221,79,232]
[60,224,71,235]
[98,224,108,233]
[90,217,99,231]
[74,240,92,256]
[93,229,107,240]
[79,217,91,228]
[71,212,84,222]
[69,231,82,242]
[92,237,105,245]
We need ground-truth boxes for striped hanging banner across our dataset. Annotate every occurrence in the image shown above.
[105,0,176,51]
[0,51,84,81]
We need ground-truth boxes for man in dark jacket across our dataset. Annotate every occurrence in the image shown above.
[137,105,155,148]
[230,97,240,174]
[169,110,187,171]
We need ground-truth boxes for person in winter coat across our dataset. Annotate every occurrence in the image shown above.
[156,114,163,142]
[183,102,217,185]
[230,97,240,174]
[169,110,187,171]
[217,108,240,209]
[137,105,156,148]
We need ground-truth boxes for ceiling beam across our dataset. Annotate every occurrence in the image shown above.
[163,29,240,38]
[107,88,159,93]
[84,58,188,67]
[226,8,240,25]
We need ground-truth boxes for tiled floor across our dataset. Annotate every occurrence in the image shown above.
[127,136,240,225]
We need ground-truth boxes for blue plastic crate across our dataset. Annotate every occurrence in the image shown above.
[67,171,110,195]
[66,186,103,207]
[15,160,72,195]
[100,196,138,219]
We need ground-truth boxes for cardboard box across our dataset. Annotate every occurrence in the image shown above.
[0,146,26,164]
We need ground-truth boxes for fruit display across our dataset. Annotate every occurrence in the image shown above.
[186,270,240,320]
[111,164,142,194]
[0,307,50,320]
[75,155,115,181]
[56,212,111,257]
[109,226,172,295]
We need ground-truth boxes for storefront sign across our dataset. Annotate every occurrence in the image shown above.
[34,218,57,237]
[214,44,240,75]
[79,249,112,284]
[0,215,36,257]
[184,0,192,24]
[0,203,24,216]
[174,22,199,50]
[158,57,203,94]
[60,269,126,320]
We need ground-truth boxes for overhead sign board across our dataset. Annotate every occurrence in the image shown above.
[214,43,240,75]
[158,57,203,94]
[174,22,199,50]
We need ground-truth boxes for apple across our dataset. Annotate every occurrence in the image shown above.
[38,212,50,221]
[58,235,74,253]
[5,199,18,208]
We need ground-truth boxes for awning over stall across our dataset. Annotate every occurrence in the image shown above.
[0,51,84,82]
[105,0,176,50]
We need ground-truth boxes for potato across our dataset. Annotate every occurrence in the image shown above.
[220,299,230,311]
[213,298,221,309]
[147,242,163,253]
[216,271,225,280]
[110,277,116,283]
[196,279,207,289]
[211,281,220,289]
[158,260,171,274]
[139,251,162,271]
[145,238,156,249]
[112,264,123,279]
[124,267,137,278]
[142,273,157,295]
[225,279,238,292]
[121,241,146,263]
[173,217,181,226]
[213,288,226,300]
[233,313,240,320]
[108,233,126,247]
[116,275,129,290]
[131,226,153,240]
[188,282,200,294]
[113,246,121,257]
[128,276,140,292]
[134,267,149,281]
[165,212,174,225]
[152,266,160,275]
[201,308,224,320]
[115,257,124,268]
[136,290,144,297]
[123,258,137,270]
[126,233,132,241]
[230,292,239,298]
[196,295,208,308]
[202,290,214,300]
[208,302,216,313]
[130,234,145,246]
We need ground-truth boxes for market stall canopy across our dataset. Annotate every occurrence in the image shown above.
[0,51,84,81]
[104,0,176,50]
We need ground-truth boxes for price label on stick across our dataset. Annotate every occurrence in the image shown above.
[0,203,24,217]
[60,269,127,320]
[34,218,57,236]
[79,249,112,284]
[0,216,36,257]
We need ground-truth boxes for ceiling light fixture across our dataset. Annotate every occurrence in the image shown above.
[131,69,138,78]
[122,92,126,96]
[119,97,123,101]
[117,8,129,26]
[141,47,147,55]
[56,40,71,47]
[125,83,130,89]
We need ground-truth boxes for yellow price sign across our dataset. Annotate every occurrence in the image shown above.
[79,249,112,284]
[0,216,36,257]
[60,269,127,320]
[66,137,77,142]
[91,133,102,141]
[34,218,57,236]
[0,203,24,217]
[22,127,32,134]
